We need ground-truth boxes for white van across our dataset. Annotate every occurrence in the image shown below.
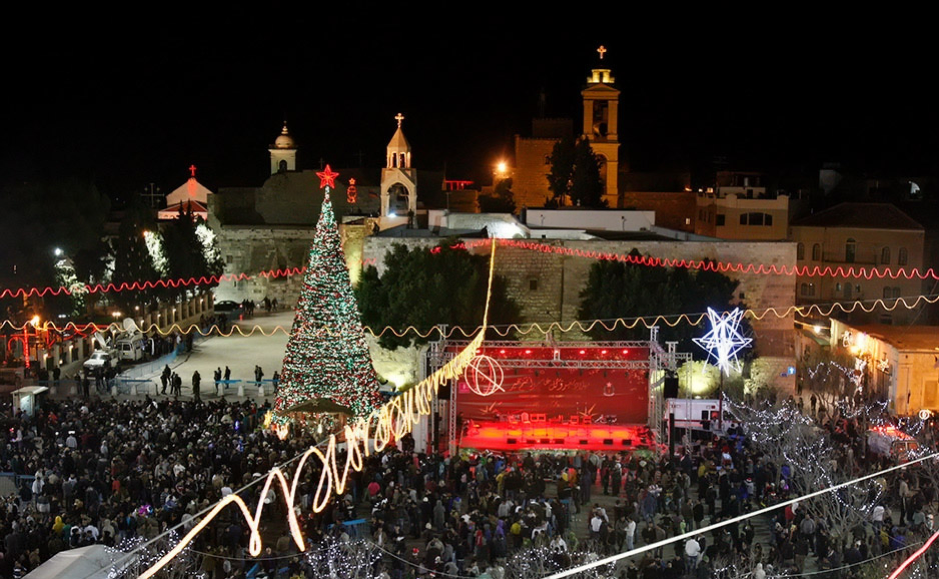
[115,336,146,362]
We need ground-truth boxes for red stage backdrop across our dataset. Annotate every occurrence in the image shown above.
[458,367,648,423]
[451,345,651,451]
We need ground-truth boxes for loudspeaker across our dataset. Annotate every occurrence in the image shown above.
[507,438,517,445]
[664,376,679,399]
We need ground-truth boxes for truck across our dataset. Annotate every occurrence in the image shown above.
[867,425,919,461]
[115,334,146,362]
[665,398,728,431]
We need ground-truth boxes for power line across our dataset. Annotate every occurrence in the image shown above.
[543,452,939,579]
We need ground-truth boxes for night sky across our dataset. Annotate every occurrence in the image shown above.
[3,10,935,204]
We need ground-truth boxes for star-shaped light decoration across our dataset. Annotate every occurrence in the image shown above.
[877,357,890,373]
[316,164,339,189]
[693,308,753,376]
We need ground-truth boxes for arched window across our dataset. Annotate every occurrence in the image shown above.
[898,247,908,265]
[881,247,890,265]
[845,238,857,263]
[797,243,805,260]
[812,244,821,261]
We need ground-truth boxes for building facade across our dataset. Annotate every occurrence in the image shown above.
[789,203,925,325]
[829,319,939,416]
[695,172,790,240]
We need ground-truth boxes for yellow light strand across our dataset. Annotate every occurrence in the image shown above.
[9,296,939,339]
[135,235,499,578]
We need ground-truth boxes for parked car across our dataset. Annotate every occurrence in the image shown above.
[83,350,118,372]
[214,300,244,315]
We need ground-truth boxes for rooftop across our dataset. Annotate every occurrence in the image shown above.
[791,202,923,230]
[851,324,939,352]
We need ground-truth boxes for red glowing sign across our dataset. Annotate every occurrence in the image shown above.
[316,164,339,189]
[346,178,357,204]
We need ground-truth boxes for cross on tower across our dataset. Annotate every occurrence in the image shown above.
[189,164,197,178]
[395,113,404,128]
[597,45,607,60]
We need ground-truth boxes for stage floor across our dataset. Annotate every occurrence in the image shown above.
[459,419,655,452]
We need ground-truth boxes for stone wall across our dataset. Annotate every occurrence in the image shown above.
[512,137,557,209]
[363,237,798,390]
[213,226,318,305]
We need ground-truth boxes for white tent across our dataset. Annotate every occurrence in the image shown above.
[24,545,135,579]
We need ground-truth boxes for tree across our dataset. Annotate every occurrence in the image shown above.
[478,178,517,213]
[725,398,883,555]
[160,207,223,300]
[273,189,384,423]
[546,137,606,208]
[109,199,161,314]
[798,346,860,414]
[577,252,742,355]
[356,241,520,350]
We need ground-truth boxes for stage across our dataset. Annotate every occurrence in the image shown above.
[439,341,658,453]
[460,416,655,452]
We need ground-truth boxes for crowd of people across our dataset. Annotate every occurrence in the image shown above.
[1,393,938,579]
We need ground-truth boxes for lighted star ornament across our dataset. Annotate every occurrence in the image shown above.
[316,164,339,189]
[693,307,752,376]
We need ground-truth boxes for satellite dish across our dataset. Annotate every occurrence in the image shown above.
[123,318,140,334]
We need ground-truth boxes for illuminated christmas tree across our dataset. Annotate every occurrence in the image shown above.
[272,165,383,425]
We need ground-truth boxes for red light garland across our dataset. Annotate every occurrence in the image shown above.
[887,529,939,579]
[2,237,933,300]
[0,260,379,299]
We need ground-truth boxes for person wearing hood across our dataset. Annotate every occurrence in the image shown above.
[753,562,766,579]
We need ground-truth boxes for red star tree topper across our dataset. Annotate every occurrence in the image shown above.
[316,164,339,189]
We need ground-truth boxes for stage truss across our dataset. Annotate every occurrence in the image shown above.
[428,328,691,455]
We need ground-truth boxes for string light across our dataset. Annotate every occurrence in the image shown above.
[463,354,505,396]
[495,238,939,281]
[8,292,939,341]
[888,529,939,579]
[542,452,939,579]
[138,234,498,578]
[5,235,937,300]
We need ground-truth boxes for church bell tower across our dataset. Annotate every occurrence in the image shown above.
[269,122,298,174]
[581,46,620,207]
[380,113,418,223]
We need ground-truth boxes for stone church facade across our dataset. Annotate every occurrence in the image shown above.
[209,116,439,305]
